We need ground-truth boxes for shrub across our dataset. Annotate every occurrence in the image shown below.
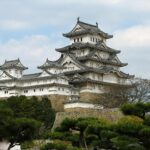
[144,115,150,126]
[121,103,146,118]
[111,135,145,150]
[115,116,143,135]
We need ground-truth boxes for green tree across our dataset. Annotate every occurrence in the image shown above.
[0,96,55,150]
[7,96,55,129]
[121,102,150,119]
[7,118,41,150]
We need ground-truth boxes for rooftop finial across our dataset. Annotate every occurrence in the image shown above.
[77,17,80,22]
[96,22,98,27]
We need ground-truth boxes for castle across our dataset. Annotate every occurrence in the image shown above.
[0,19,133,111]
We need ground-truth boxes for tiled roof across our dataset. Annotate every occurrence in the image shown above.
[77,50,127,67]
[63,20,113,39]
[64,66,134,79]
[21,70,68,81]
[0,59,28,70]
[56,42,120,54]
[70,78,133,87]
[38,57,65,69]
[22,73,42,80]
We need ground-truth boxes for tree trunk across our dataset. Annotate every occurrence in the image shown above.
[7,142,14,150]
[83,137,88,150]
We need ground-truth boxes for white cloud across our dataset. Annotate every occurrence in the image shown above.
[108,24,150,78]
[109,25,150,49]
[0,35,62,73]
[0,0,150,31]
[0,20,30,30]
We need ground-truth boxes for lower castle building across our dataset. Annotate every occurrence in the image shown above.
[0,19,134,111]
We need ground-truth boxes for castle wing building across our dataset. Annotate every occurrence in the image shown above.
[0,19,134,111]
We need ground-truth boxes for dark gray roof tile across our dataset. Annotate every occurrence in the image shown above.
[0,59,28,70]
[56,42,120,54]
[63,20,113,39]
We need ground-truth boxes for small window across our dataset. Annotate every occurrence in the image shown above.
[80,37,82,41]
[24,90,28,93]
[74,39,76,42]
[4,91,8,94]
[40,88,43,91]
[77,38,79,42]
[34,89,36,92]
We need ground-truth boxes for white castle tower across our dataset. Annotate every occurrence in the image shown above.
[0,18,134,111]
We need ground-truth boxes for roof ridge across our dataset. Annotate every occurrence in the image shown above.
[5,59,19,63]
[78,20,98,28]
[23,72,42,76]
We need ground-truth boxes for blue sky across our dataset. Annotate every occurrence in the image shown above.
[0,0,150,78]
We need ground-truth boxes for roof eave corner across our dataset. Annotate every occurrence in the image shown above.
[37,66,42,69]
[108,35,113,39]
[24,67,28,70]
[62,33,69,38]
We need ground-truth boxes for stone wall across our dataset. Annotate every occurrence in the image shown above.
[79,87,129,108]
[37,95,69,112]
[52,108,123,130]
[47,95,69,112]
[79,92,103,103]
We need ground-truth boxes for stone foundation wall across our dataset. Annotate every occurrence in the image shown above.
[47,95,69,112]
[52,108,123,130]
[79,92,103,103]
[79,91,128,108]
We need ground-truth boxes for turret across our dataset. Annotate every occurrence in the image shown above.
[63,18,113,44]
[0,59,28,78]
[38,58,65,74]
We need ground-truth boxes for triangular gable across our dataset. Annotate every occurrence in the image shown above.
[17,62,26,68]
[61,54,85,70]
[0,71,13,80]
[39,70,51,77]
[39,60,50,68]
[111,56,121,63]
[71,24,84,33]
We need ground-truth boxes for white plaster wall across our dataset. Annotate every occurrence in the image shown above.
[70,34,103,44]
[96,51,109,59]
[72,49,90,57]
[103,74,118,83]
[64,102,103,109]
[0,141,20,150]
[0,76,70,98]
[119,78,132,85]
[47,68,62,74]
[84,60,102,68]
[20,78,68,87]
[0,89,20,97]
[6,69,22,78]
[19,86,70,97]
[80,84,104,94]
[0,73,11,80]
[70,35,91,44]
[62,61,80,72]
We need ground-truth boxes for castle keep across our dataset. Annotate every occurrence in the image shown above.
[0,19,133,111]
